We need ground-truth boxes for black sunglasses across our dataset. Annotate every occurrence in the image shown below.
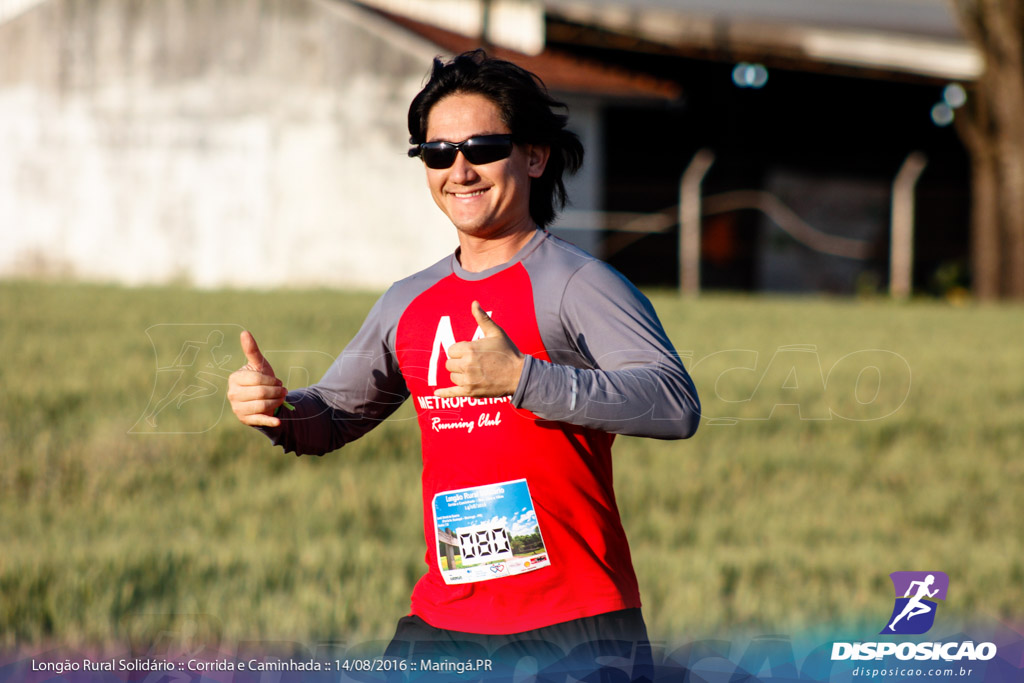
[408,134,514,169]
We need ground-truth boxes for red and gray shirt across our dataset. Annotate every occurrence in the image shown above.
[262,229,700,634]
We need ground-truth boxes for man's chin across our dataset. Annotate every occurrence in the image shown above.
[449,217,492,236]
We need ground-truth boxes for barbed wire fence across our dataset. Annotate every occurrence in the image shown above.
[558,149,926,297]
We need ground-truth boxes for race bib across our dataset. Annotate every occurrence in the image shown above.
[432,479,551,585]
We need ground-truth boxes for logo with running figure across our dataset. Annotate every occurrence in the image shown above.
[881,571,949,635]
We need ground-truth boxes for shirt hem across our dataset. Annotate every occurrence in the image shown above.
[410,594,641,635]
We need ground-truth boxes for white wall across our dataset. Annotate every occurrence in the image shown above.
[357,0,545,55]
[0,0,458,289]
[549,95,604,257]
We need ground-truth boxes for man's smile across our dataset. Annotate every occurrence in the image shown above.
[450,188,489,198]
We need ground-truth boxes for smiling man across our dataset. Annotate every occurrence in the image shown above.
[227,50,700,680]
[421,91,544,257]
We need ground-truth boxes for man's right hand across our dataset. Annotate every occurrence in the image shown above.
[228,331,288,428]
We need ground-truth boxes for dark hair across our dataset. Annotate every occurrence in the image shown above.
[408,49,584,228]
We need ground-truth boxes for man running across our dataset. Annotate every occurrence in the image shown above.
[227,50,700,680]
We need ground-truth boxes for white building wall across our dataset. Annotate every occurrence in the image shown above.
[356,0,545,55]
[0,0,459,290]
[549,94,604,257]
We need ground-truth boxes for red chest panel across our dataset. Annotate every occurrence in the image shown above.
[395,263,549,396]
[394,264,558,486]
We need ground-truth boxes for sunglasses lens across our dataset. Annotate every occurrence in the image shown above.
[421,143,457,169]
[416,136,513,169]
[461,137,513,165]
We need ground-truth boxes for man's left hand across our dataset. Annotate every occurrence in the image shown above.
[435,301,525,398]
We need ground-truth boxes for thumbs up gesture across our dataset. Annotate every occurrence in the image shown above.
[227,331,289,427]
[435,301,525,399]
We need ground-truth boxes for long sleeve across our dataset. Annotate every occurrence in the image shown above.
[511,259,700,439]
[258,292,410,456]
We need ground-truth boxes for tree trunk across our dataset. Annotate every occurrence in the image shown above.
[969,137,1000,299]
[995,136,1024,298]
[951,0,1024,299]
[955,71,1000,299]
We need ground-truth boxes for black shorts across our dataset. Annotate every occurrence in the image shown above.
[383,608,653,682]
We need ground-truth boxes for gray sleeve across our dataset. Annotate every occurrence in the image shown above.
[258,291,409,456]
[510,260,700,439]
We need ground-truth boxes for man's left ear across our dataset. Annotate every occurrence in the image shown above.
[526,144,551,179]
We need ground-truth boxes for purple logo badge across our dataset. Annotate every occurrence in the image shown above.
[881,571,949,635]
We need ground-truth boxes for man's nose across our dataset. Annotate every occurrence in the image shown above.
[448,150,480,184]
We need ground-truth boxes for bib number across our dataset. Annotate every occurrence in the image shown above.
[432,479,551,584]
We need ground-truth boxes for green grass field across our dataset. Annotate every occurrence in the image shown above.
[1,280,1021,650]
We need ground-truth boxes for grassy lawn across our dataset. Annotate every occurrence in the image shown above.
[1,280,1021,649]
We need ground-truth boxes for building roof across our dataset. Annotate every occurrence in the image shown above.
[545,0,981,81]
[548,0,965,40]
[370,5,684,99]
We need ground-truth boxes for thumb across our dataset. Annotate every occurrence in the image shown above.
[240,330,273,375]
[471,301,503,338]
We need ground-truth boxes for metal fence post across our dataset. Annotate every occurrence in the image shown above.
[679,149,715,296]
[890,151,927,299]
